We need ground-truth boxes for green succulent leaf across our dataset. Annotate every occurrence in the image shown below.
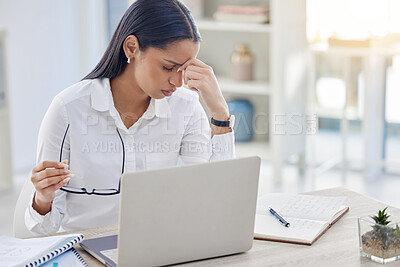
[370,207,391,225]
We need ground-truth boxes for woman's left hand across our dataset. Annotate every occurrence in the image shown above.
[178,59,229,121]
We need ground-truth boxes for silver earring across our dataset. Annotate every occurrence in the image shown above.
[127,57,131,64]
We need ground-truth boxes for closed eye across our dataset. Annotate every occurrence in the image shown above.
[163,66,174,72]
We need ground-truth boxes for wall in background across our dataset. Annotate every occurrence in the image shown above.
[0,0,107,174]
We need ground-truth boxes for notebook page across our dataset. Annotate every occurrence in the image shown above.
[41,248,88,267]
[0,235,69,267]
[255,214,328,243]
[257,193,346,222]
[0,234,83,267]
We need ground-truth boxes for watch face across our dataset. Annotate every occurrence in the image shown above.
[230,115,235,128]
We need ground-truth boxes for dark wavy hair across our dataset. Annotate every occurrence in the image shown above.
[83,0,201,80]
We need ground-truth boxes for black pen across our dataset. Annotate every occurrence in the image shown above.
[269,207,290,227]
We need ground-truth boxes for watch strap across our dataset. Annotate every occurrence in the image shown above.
[211,117,230,127]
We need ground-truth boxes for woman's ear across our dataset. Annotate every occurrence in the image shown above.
[123,35,139,62]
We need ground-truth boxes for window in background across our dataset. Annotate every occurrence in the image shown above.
[307,0,400,176]
[316,77,346,113]
[384,56,400,173]
[386,56,400,124]
[307,0,400,43]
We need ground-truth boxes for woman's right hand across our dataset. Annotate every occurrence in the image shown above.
[31,161,72,215]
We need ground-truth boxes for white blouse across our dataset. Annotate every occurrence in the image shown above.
[25,78,235,234]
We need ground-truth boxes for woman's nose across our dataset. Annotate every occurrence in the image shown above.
[170,70,183,88]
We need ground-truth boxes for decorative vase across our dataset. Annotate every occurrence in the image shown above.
[227,99,254,142]
[231,44,254,81]
[358,216,400,264]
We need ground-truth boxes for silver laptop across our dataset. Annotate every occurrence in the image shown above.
[80,156,261,267]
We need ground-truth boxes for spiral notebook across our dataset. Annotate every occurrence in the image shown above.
[41,248,87,267]
[0,233,86,267]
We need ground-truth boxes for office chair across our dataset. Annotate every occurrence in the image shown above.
[13,174,36,238]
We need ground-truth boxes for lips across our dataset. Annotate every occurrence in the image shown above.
[162,89,175,96]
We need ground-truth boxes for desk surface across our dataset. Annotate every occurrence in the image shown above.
[66,187,399,266]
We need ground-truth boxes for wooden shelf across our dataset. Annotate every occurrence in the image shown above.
[196,19,272,33]
[218,77,270,96]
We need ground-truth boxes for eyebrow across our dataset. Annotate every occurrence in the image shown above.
[163,58,183,66]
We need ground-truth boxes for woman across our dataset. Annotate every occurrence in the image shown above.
[26,0,235,234]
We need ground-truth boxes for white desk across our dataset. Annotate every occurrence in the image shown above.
[54,187,400,266]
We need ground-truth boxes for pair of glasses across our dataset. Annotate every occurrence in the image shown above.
[58,126,125,196]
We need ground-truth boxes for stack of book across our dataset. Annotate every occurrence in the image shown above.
[213,5,269,24]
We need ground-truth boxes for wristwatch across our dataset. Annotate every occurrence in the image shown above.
[211,115,235,128]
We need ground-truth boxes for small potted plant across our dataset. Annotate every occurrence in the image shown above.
[358,207,400,264]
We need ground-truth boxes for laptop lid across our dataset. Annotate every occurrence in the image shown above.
[118,156,260,267]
